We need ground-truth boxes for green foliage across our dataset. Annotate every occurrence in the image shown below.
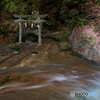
[97,2,100,6]
[0,0,27,14]
[77,18,87,26]
[67,13,88,26]
[5,1,16,13]
[67,19,77,25]
[47,19,57,26]
[93,21,100,32]
[60,0,88,27]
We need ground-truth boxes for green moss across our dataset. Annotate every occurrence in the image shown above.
[59,31,67,41]
[62,45,69,50]
[60,43,70,50]
[67,26,75,36]
[54,25,75,42]
[72,51,84,58]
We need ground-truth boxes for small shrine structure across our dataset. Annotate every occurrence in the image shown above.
[13,7,47,45]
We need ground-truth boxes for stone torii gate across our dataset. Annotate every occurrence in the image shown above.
[13,14,47,45]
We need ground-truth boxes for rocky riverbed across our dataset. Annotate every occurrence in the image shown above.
[0,41,100,100]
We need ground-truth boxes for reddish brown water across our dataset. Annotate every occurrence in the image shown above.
[0,59,100,100]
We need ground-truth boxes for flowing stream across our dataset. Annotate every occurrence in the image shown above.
[0,59,100,100]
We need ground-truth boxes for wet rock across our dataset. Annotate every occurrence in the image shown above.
[0,53,27,68]
[37,41,61,54]
[0,75,9,85]
[18,42,77,67]
[0,87,16,94]
[0,54,11,63]
[0,41,77,68]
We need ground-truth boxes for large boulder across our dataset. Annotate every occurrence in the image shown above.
[69,1,100,62]
[69,24,100,62]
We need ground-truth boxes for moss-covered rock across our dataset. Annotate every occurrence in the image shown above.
[69,1,100,63]
[60,42,70,50]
